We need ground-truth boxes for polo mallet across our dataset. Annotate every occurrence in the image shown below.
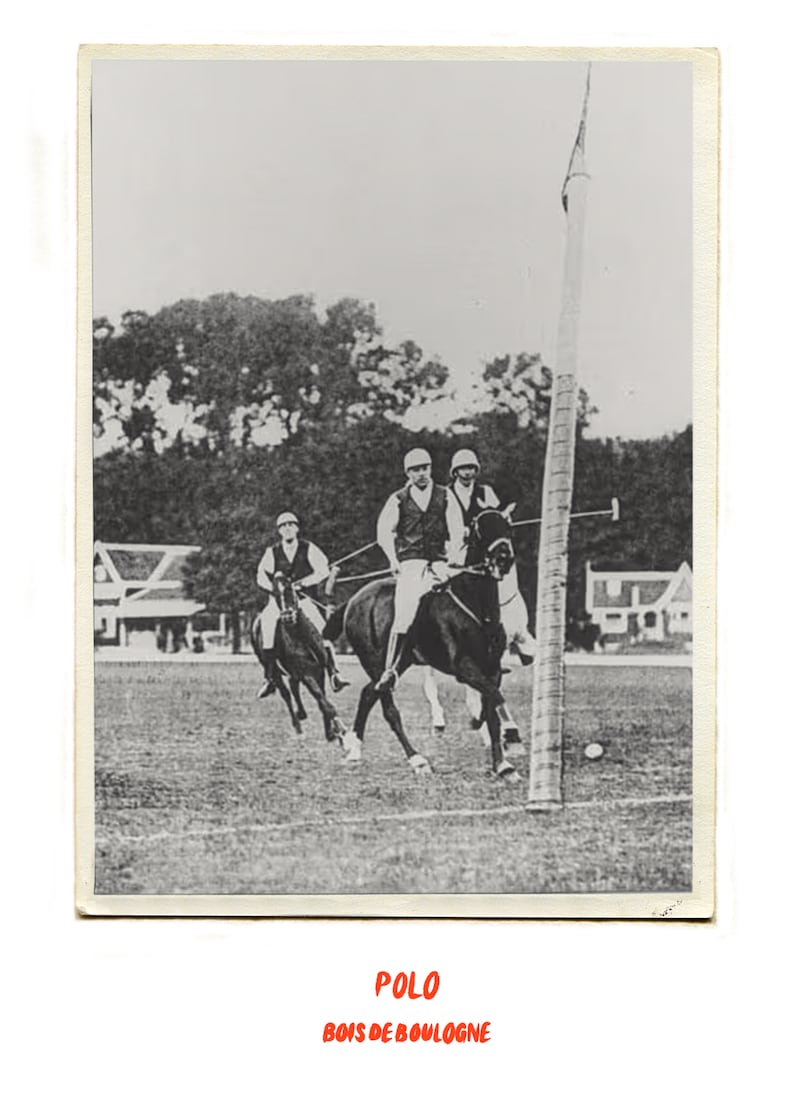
[326,539,380,598]
[512,497,620,529]
[330,540,378,568]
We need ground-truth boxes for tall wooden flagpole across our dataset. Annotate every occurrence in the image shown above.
[527,66,592,813]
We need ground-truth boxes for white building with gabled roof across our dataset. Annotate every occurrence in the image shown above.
[93,540,214,651]
[585,561,693,644]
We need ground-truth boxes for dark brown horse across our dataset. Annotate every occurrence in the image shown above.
[324,508,521,781]
[251,573,350,746]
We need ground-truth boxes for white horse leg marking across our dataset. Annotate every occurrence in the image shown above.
[422,667,446,732]
[340,729,362,764]
[408,752,432,775]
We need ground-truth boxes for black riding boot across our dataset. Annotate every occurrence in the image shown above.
[324,640,349,693]
[257,650,279,698]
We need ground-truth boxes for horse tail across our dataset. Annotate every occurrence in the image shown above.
[323,602,347,643]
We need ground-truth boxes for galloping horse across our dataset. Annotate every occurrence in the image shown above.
[251,572,349,746]
[324,508,521,782]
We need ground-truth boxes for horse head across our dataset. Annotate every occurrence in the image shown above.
[467,508,515,580]
[273,571,300,624]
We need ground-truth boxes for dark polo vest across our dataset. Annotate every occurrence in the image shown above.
[449,480,494,526]
[271,540,317,597]
[394,483,449,562]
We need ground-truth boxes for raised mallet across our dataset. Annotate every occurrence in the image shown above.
[512,496,620,529]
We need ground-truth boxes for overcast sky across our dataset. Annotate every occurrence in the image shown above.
[91,57,692,440]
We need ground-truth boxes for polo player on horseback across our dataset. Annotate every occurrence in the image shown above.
[374,447,464,692]
[449,448,537,665]
[255,511,348,698]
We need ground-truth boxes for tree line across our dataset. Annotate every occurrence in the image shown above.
[93,292,692,647]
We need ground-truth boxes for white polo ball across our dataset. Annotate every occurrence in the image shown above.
[584,742,604,760]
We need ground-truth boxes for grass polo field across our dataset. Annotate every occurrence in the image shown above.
[94,657,692,896]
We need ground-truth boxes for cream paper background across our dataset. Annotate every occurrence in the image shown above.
[5,4,794,1104]
[75,44,716,920]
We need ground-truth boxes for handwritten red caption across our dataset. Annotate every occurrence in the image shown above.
[322,971,491,1045]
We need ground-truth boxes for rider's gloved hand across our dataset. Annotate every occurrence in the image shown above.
[430,561,449,584]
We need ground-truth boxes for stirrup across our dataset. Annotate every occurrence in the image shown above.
[374,667,397,692]
[257,678,277,699]
[330,672,350,693]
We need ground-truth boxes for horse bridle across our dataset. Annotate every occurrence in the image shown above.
[467,509,515,580]
[435,511,514,628]
[274,573,300,624]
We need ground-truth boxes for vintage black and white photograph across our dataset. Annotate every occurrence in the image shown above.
[77,46,717,915]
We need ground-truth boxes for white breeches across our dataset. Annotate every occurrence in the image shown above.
[259,595,325,650]
[390,560,442,633]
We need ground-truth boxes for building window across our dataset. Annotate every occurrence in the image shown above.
[681,611,689,619]
[606,579,622,598]
[643,611,657,628]
[606,613,622,622]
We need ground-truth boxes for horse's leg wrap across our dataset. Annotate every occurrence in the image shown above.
[495,759,521,784]
[496,702,513,729]
[496,702,522,746]
[408,753,432,775]
[341,728,362,763]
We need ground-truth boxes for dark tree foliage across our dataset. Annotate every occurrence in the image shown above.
[93,447,211,543]
[566,428,693,616]
[92,293,692,647]
[95,419,692,643]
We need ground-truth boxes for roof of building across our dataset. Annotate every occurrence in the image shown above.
[106,548,165,581]
[126,584,187,603]
[587,561,692,612]
[94,541,204,617]
[94,541,200,585]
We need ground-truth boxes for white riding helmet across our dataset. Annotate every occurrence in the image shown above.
[276,511,299,528]
[450,448,480,475]
[404,447,432,472]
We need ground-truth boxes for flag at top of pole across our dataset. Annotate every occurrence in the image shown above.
[561,64,591,213]
[527,65,592,813]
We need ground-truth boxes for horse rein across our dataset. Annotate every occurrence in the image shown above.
[440,584,484,628]
[325,509,514,593]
